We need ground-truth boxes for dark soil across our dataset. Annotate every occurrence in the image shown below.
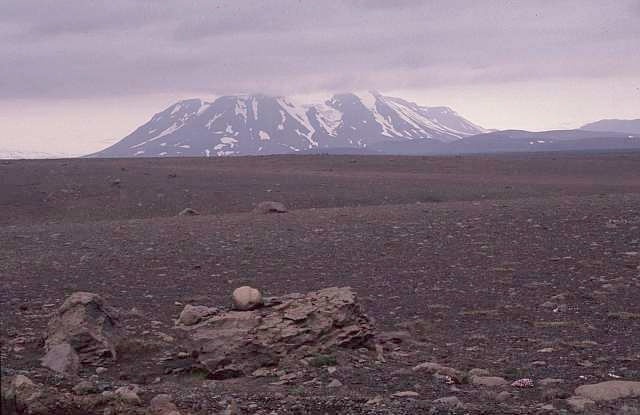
[1,152,639,414]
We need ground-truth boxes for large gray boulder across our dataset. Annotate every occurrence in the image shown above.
[43,292,120,371]
[180,287,373,379]
[574,381,640,401]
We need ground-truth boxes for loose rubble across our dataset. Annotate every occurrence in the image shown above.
[2,281,639,414]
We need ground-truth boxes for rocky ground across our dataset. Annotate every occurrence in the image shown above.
[1,152,639,414]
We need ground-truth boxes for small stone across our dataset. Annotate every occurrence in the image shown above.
[392,391,419,398]
[178,208,199,216]
[231,286,263,311]
[542,388,570,401]
[327,379,343,388]
[550,293,568,301]
[539,377,564,386]
[252,368,275,377]
[468,368,491,377]
[73,380,96,395]
[221,400,240,415]
[366,395,383,405]
[433,396,464,409]
[13,375,35,389]
[495,391,511,402]
[278,372,298,382]
[150,394,172,407]
[96,367,108,375]
[253,201,287,214]
[511,378,534,388]
[115,385,142,405]
[102,391,115,399]
[412,362,463,380]
[566,395,595,412]
[554,304,568,312]
[150,394,181,414]
[156,332,175,343]
[375,343,386,362]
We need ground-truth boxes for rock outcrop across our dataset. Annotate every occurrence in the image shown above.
[177,304,219,326]
[179,286,373,379]
[42,292,120,374]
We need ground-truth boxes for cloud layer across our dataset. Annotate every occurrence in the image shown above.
[2,0,639,99]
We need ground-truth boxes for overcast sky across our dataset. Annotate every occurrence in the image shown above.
[1,0,639,155]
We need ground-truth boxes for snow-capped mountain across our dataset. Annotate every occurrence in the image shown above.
[91,91,487,157]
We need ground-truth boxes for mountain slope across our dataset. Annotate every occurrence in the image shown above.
[370,129,640,155]
[91,92,487,157]
[580,119,640,135]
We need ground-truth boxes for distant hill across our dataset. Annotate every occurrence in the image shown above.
[580,119,640,135]
[369,129,640,155]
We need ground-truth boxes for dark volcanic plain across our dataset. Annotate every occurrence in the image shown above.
[1,152,640,414]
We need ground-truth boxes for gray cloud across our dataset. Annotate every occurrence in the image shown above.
[0,0,638,99]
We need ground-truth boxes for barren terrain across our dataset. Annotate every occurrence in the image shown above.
[1,152,639,414]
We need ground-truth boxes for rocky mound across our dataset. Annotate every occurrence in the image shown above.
[177,286,374,379]
[3,287,639,414]
[41,292,120,376]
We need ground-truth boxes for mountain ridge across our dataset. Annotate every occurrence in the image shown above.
[580,118,640,135]
[91,91,487,158]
